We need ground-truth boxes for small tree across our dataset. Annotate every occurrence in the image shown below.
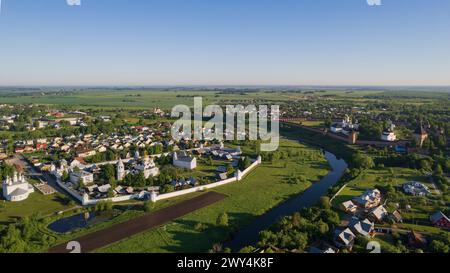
[430,240,449,253]
[194,222,206,232]
[143,201,153,213]
[352,153,374,171]
[61,170,69,182]
[434,164,444,176]
[216,212,229,227]
[226,163,234,175]
[319,196,331,210]
[107,188,115,198]
[239,246,256,253]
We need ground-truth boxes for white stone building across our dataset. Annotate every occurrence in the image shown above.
[330,115,359,135]
[2,173,34,202]
[135,156,159,178]
[381,124,397,142]
[117,158,126,181]
[173,152,197,170]
[70,170,94,185]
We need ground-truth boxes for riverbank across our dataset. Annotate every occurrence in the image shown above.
[226,151,347,251]
[280,122,356,164]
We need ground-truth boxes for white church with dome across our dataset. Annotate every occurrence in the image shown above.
[2,172,34,202]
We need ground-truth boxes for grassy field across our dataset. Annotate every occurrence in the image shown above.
[95,139,329,253]
[0,189,72,224]
[300,120,324,127]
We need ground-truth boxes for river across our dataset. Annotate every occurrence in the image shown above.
[226,151,348,251]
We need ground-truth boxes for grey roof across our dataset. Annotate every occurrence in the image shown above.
[370,206,388,220]
[9,188,29,197]
[350,219,374,237]
[175,153,195,162]
[336,228,355,246]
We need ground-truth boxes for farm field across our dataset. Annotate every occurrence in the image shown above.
[0,90,290,109]
[2,89,439,110]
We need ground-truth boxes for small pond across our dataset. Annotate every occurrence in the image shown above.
[48,212,110,233]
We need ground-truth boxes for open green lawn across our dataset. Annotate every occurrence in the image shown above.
[332,167,429,207]
[331,187,365,207]
[96,139,329,253]
[301,120,324,127]
[0,190,71,224]
[349,167,430,189]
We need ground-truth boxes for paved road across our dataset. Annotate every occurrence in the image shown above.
[48,191,227,253]
[13,154,68,197]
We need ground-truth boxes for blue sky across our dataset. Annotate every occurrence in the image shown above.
[0,0,449,86]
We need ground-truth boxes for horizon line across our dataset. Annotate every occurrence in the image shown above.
[1,84,450,89]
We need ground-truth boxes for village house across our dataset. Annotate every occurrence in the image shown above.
[77,149,97,158]
[334,228,355,249]
[403,181,431,196]
[349,218,375,238]
[35,142,48,151]
[390,210,403,223]
[408,231,428,249]
[308,243,338,254]
[352,189,381,209]
[70,157,87,169]
[430,211,450,229]
[340,200,358,214]
[368,205,388,223]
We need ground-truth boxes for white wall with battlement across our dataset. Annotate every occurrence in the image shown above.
[57,156,261,206]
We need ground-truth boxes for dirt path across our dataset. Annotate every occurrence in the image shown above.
[48,191,227,253]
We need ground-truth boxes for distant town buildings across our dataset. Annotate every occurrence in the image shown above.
[330,115,359,135]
